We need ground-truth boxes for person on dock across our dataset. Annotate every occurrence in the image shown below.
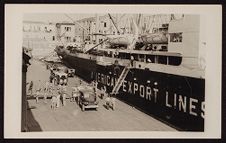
[44,81,50,103]
[49,68,55,83]
[35,80,42,103]
[27,81,33,96]
[105,94,116,110]
[92,81,98,95]
[61,85,67,106]
[105,95,111,110]
[71,86,79,103]
[56,85,61,108]
[49,83,57,109]
[51,94,57,110]
[113,60,120,78]
[100,86,106,99]
[111,95,116,110]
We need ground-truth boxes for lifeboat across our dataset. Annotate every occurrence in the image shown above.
[141,33,168,44]
[107,34,135,46]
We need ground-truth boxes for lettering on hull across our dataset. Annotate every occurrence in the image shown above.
[93,72,205,119]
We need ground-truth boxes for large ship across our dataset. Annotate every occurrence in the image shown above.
[55,14,205,131]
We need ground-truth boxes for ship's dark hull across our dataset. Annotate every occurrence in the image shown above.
[94,65,205,131]
[60,53,205,131]
[60,53,96,82]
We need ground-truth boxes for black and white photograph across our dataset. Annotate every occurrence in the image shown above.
[5,4,221,138]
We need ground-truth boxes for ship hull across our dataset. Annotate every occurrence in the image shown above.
[60,53,96,82]
[59,53,205,131]
[94,65,205,131]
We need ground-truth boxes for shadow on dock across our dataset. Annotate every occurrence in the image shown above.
[26,101,42,132]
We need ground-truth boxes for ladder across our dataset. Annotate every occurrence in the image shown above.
[111,64,130,95]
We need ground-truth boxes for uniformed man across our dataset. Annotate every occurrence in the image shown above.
[44,81,50,103]
[56,85,61,108]
[61,85,67,106]
[35,80,42,103]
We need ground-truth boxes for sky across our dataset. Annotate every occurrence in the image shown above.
[23,13,98,23]
[23,13,184,24]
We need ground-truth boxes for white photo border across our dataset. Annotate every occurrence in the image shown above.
[4,4,222,138]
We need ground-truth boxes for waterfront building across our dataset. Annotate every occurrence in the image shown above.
[23,21,57,57]
[56,22,76,43]
[23,21,56,42]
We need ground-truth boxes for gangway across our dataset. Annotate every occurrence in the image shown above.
[110,64,131,95]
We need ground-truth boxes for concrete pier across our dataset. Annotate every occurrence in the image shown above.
[25,59,176,131]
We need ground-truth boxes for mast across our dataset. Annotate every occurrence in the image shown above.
[108,14,120,34]
[95,14,100,43]
[137,14,141,28]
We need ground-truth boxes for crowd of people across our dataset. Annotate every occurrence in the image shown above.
[27,79,67,109]
[27,71,116,111]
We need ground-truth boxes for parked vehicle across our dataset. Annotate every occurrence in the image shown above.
[53,71,68,85]
[77,86,98,111]
[49,66,57,83]
[57,66,68,73]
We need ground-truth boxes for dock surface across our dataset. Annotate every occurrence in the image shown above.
[26,59,176,131]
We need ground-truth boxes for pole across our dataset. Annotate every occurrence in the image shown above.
[96,14,100,43]
[108,14,120,35]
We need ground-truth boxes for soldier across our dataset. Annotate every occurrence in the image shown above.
[49,83,57,109]
[56,85,61,108]
[71,87,79,103]
[49,82,54,94]
[113,60,120,78]
[110,95,116,110]
[100,86,106,99]
[44,81,50,103]
[51,94,57,110]
[61,85,67,106]
[105,94,116,110]
[49,67,55,83]
[35,80,42,103]
[92,81,98,95]
[105,95,111,110]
